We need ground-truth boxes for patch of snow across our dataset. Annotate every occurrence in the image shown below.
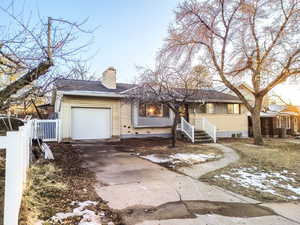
[141,154,171,163]
[141,153,219,165]
[51,200,102,225]
[170,153,217,164]
[215,167,300,200]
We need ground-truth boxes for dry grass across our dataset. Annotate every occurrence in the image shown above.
[202,138,300,202]
[221,138,300,173]
[135,141,222,156]
[20,143,122,225]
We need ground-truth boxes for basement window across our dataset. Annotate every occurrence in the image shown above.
[139,103,169,118]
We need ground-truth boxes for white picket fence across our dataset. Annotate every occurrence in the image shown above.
[0,119,60,225]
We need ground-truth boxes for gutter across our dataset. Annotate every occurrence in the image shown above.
[57,91,242,103]
[57,90,125,98]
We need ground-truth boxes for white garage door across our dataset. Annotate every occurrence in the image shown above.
[71,107,111,140]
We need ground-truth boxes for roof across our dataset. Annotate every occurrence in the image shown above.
[55,79,135,93]
[55,78,241,103]
[185,89,241,103]
[267,104,300,116]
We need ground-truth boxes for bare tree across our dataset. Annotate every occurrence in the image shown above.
[0,2,94,111]
[160,0,300,145]
[129,64,210,147]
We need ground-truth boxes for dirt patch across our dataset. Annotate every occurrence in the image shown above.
[20,143,122,225]
[119,200,276,225]
[202,138,300,202]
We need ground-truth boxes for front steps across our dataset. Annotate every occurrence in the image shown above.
[178,130,214,144]
[194,130,214,143]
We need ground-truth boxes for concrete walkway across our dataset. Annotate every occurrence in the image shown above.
[76,142,300,225]
[178,143,239,178]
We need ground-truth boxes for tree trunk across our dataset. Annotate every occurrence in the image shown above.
[0,61,53,108]
[171,110,180,148]
[31,99,43,119]
[251,97,264,145]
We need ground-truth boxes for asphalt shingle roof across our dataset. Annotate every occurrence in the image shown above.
[55,79,135,93]
[56,79,241,102]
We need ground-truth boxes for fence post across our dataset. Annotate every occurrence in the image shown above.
[4,131,22,225]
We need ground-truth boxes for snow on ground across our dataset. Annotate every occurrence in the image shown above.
[215,167,300,200]
[140,154,171,163]
[50,200,114,225]
[141,153,219,165]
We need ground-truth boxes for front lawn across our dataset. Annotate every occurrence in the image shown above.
[201,139,300,202]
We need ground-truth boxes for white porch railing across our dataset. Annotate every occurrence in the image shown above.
[0,120,34,225]
[181,117,195,143]
[195,117,217,143]
[33,119,60,142]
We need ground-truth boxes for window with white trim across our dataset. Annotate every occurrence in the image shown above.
[227,104,240,114]
[138,103,169,118]
[206,103,214,114]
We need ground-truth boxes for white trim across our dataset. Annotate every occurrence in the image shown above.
[119,86,138,94]
[56,90,242,103]
[57,90,124,98]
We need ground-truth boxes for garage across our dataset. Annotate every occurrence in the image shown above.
[71,107,111,139]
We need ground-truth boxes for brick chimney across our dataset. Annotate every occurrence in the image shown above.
[101,67,116,89]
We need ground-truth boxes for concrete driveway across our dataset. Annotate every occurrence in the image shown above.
[74,141,300,225]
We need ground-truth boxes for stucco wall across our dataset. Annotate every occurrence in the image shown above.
[120,102,172,138]
[189,112,248,137]
[59,96,121,139]
[59,95,248,139]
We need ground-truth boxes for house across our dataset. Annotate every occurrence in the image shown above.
[53,67,249,141]
[238,83,300,137]
[248,104,300,137]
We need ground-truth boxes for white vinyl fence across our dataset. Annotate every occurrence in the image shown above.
[0,120,33,225]
[181,117,195,143]
[195,117,217,143]
[34,119,60,142]
[0,119,60,225]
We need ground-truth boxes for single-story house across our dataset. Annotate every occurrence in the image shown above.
[248,104,300,137]
[53,67,249,141]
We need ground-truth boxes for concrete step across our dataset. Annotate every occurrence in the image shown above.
[194,134,211,138]
[194,130,206,134]
[195,138,213,143]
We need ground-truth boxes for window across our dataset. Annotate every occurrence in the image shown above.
[195,104,206,113]
[138,103,169,117]
[227,104,240,114]
[277,116,281,128]
[206,103,214,114]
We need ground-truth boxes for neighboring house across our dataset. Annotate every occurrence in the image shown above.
[53,67,249,141]
[248,104,300,137]
[239,83,300,136]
